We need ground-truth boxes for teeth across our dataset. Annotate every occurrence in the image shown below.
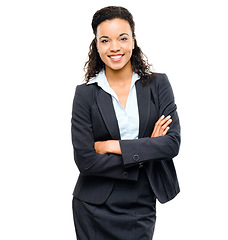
[110,55,123,59]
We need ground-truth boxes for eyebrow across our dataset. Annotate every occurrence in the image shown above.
[99,33,129,40]
[120,33,129,37]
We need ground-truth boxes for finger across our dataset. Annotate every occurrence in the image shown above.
[158,116,172,136]
[162,118,172,129]
[160,115,165,120]
[160,115,171,126]
[162,126,170,136]
[156,115,172,133]
[152,115,171,137]
[152,115,164,136]
[154,115,165,129]
[159,120,172,136]
[156,115,165,124]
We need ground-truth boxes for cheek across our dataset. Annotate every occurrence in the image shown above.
[98,51,109,65]
[125,44,134,57]
[97,43,108,53]
[125,42,134,52]
[98,48,109,61]
[98,51,107,62]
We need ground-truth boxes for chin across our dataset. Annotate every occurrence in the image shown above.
[107,61,131,72]
[109,65,124,71]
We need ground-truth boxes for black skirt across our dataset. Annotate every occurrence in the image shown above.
[72,167,156,240]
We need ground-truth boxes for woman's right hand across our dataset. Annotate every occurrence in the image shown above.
[151,115,172,138]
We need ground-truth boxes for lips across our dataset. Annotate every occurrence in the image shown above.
[108,54,124,62]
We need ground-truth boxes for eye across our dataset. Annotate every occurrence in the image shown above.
[101,39,109,43]
[120,37,128,41]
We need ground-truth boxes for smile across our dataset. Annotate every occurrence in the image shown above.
[108,54,124,62]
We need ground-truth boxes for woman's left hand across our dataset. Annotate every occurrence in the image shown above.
[151,115,172,138]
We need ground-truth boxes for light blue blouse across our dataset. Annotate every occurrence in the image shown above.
[87,70,140,140]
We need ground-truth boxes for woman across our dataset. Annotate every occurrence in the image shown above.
[71,6,181,240]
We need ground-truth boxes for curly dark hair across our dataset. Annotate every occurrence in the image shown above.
[84,6,154,84]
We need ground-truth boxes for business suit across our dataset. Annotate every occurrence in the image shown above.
[71,73,180,239]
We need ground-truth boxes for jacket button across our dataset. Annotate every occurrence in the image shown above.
[133,154,140,162]
[122,172,128,179]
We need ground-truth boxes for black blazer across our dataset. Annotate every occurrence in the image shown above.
[71,73,181,204]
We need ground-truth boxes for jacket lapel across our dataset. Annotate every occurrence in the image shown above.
[96,80,151,140]
[97,88,121,140]
[135,81,151,138]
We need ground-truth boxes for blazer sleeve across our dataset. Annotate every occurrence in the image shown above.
[119,74,181,167]
[71,84,139,180]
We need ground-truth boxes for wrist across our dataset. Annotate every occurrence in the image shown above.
[107,140,121,155]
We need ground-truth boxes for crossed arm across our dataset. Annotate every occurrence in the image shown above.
[72,74,180,178]
[94,115,172,155]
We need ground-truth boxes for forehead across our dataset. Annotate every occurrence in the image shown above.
[96,18,132,37]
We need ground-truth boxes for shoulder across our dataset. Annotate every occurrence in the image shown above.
[150,73,175,102]
[148,73,170,88]
[142,73,174,99]
[136,72,170,88]
[138,73,171,91]
[73,82,98,107]
[75,82,99,97]
[75,82,96,93]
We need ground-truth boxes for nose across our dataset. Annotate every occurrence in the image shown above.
[110,40,120,52]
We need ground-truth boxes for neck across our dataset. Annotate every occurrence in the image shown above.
[105,62,133,84]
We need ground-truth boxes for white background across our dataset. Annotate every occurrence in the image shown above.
[0,0,227,239]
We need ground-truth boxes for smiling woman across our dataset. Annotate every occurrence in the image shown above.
[96,19,135,72]
[84,7,153,85]
[71,6,181,240]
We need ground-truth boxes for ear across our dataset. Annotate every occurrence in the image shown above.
[132,38,135,50]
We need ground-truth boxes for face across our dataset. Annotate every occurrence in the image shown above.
[96,18,135,72]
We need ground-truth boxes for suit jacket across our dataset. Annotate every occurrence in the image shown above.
[71,73,181,204]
